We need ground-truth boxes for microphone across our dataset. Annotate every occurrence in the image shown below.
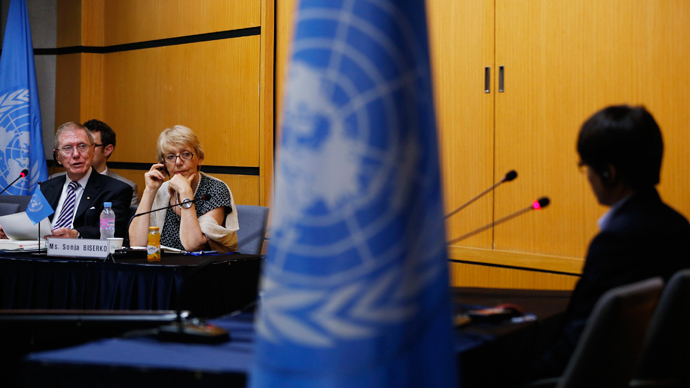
[123,194,213,249]
[157,256,231,344]
[0,169,29,195]
[447,197,550,245]
[445,170,518,219]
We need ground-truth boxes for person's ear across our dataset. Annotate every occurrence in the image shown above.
[600,165,616,186]
[103,144,115,158]
[53,150,62,166]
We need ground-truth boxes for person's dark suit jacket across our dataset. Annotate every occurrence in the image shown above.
[532,188,690,378]
[41,169,133,239]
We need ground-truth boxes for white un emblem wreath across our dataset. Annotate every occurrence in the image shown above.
[0,88,35,195]
[258,0,445,348]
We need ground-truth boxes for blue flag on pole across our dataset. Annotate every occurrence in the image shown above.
[0,0,49,196]
[26,186,52,225]
[250,1,457,387]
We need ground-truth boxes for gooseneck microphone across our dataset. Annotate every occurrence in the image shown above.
[157,255,231,344]
[446,197,550,245]
[445,170,518,219]
[0,169,29,195]
[123,194,212,249]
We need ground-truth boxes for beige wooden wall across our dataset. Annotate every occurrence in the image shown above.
[276,1,690,290]
[429,0,690,289]
[55,0,274,207]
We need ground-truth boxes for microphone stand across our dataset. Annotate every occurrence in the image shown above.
[157,255,230,343]
[0,170,28,196]
[445,170,517,220]
[447,197,549,245]
[122,196,208,250]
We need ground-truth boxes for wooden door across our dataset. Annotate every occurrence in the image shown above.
[428,0,495,252]
[494,0,690,259]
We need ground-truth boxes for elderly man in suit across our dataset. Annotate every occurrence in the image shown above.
[49,120,139,206]
[35,122,132,239]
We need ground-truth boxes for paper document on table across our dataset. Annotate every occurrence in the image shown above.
[0,240,46,251]
[0,212,52,241]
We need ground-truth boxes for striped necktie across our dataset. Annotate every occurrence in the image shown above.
[53,181,81,230]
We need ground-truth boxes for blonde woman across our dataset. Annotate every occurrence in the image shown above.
[129,125,238,252]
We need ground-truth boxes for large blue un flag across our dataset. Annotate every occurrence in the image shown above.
[0,0,49,195]
[251,0,457,387]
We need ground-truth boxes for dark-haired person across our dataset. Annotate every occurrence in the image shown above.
[531,105,690,378]
[83,119,139,206]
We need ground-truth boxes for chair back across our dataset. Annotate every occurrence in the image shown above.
[0,195,32,212]
[631,269,690,387]
[0,202,21,217]
[559,277,664,388]
[235,205,269,255]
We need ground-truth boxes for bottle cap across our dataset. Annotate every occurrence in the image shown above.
[149,226,160,231]
[104,202,112,207]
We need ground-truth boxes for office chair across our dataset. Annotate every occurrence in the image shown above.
[235,205,269,255]
[0,195,31,212]
[522,277,664,388]
[0,202,21,217]
[630,269,690,388]
[559,277,664,388]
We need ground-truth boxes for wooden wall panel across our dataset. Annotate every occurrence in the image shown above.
[449,247,581,290]
[81,0,105,46]
[100,37,261,167]
[259,0,275,206]
[428,0,495,250]
[56,0,82,47]
[450,263,579,290]
[275,0,297,131]
[494,0,593,258]
[101,0,260,46]
[55,54,82,130]
[79,53,104,120]
[494,0,690,259]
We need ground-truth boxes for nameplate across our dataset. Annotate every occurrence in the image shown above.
[46,237,110,259]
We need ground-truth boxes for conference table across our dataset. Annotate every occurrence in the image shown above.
[19,287,572,388]
[0,250,262,318]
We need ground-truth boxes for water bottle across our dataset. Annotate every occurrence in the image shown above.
[99,202,116,239]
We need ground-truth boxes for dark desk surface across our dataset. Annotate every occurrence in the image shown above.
[19,287,572,388]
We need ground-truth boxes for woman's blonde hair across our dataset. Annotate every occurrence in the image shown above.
[157,125,205,164]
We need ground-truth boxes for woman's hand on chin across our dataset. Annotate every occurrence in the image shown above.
[168,172,196,198]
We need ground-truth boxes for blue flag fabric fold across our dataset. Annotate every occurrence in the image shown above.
[26,187,53,225]
[250,0,457,387]
[0,0,49,196]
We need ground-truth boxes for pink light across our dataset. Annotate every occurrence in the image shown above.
[532,201,541,210]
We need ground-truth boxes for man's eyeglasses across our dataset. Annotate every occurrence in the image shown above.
[94,143,104,148]
[55,143,93,156]
[164,151,195,164]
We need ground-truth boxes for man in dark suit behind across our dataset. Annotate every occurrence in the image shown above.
[40,122,132,239]
[532,105,690,378]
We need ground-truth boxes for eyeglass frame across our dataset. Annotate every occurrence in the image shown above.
[163,151,196,165]
[54,143,94,156]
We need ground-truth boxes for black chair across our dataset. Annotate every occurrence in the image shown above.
[630,269,690,388]
[0,203,21,217]
[0,195,31,212]
[524,277,664,388]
